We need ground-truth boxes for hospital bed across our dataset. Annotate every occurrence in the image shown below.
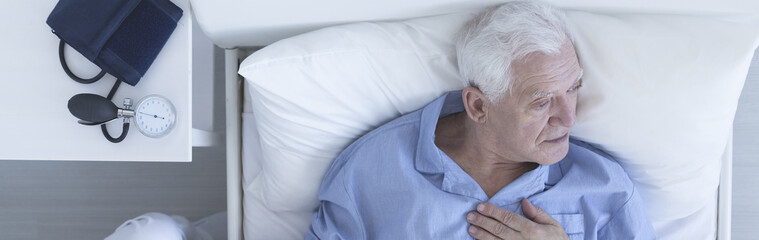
[189,0,759,239]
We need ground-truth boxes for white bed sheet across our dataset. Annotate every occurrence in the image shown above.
[652,191,719,240]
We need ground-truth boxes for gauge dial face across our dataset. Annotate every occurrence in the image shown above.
[134,95,176,138]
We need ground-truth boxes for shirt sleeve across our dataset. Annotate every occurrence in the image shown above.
[598,187,657,239]
[305,171,365,240]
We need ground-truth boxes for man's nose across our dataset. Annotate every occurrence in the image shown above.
[549,96,576,127]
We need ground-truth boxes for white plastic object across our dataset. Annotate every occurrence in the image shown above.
[104,213,185,240]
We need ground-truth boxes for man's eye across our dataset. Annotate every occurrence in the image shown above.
[537,100,550,109]
[568,84,582,93]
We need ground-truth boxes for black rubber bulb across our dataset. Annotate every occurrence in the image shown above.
[68,93,118,125]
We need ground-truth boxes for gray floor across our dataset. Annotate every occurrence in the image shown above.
[0,147,226,240]
[731,48,759,240]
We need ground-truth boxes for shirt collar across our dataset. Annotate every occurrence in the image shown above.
[488,165,548,206]
[414,90,549,203]
[415,90,464,174]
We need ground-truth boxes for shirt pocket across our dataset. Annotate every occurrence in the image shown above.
[550,213,584,240]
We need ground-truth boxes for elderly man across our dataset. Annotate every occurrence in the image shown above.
[307,1,656,239]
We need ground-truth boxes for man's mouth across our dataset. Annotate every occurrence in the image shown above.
[545,133,568,143]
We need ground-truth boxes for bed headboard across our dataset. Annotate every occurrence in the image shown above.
[190,0,758,48]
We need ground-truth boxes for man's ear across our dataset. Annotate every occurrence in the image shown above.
[462,86,488,123]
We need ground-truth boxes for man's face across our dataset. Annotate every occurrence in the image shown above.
[484,41,582,165]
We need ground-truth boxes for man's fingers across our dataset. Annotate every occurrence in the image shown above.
[467,201,569,240]
[476,202,532,231]
[468,225,504,240]
[467,211,519,238]
[521,198,540,221]
[521,198,559,226]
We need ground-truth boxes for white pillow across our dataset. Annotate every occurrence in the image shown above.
[240,13,470,212]
[567,12,759,223]
[239,7,759,230]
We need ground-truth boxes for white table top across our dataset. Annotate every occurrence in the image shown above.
[0,0,192,161]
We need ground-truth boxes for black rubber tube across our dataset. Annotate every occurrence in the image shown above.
[58,40,106,84]
[102,122,129,143]
[101,79,128,143]
[60,39,128,143]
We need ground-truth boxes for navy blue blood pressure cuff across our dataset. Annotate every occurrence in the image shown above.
[47,0,183,86]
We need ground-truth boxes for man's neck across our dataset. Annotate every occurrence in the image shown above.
[434,112,537,198]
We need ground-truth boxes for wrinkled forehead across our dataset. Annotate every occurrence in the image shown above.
[510,43,581,97]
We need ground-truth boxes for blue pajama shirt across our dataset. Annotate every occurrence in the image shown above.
[307,91,656,239]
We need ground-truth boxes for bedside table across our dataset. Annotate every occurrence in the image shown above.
[0,0,193,161]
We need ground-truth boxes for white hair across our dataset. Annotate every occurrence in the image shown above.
[456,1,571,102]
